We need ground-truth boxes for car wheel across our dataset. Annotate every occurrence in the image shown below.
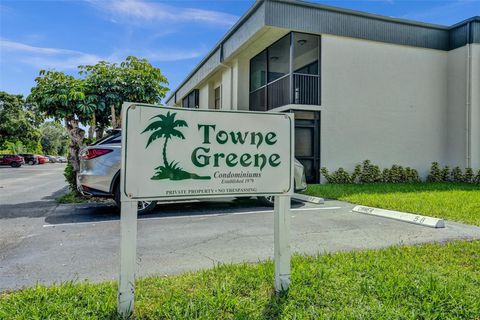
[257,196,275,207]
[136,200,157,213]
[28,160,34,165]
[114,183,157,214]
[10,161,20,168]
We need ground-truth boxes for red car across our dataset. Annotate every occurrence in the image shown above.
[36,155,48,164]
[0,154,25,167]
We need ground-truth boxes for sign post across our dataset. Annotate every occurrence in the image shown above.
[274,195,291,291]
[118,103,294,316]
[117,201,137,314]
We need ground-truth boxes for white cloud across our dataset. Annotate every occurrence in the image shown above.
[0,39,206,70]
[1,39,82,56]
[20,54,105,70]
[145,50,205,61]
[111,47,209,62]
[87,0,239,27]
[0,39,105,69]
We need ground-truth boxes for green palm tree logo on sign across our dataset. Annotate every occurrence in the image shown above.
[142,111,211,181]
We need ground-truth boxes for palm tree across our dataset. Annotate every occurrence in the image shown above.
[142,111,187,168]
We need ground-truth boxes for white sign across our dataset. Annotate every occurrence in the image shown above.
[121,103,294,201]
[118,103,293,316]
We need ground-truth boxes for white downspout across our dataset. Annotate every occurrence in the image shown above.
[465,23,472,168]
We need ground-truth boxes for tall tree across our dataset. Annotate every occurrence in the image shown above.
[28,71,94,172]
[0,91,41,152]
[27,56,169,189]
[80,56,169,130]
[39,121,69,155]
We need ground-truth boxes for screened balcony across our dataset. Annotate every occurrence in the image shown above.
[249,32,320,111]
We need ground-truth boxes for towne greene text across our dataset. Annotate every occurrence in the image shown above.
[122,104,293,200]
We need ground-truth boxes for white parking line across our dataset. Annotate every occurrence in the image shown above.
[42,206,342,228]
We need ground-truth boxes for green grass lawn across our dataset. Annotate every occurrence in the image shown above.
[306,183,480,226]
[1,240,479,319]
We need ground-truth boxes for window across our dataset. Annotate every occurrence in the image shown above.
[293,33,319,75]
[267,35,290,83]
[214,86,221,109]
[182,89,199,108]
[249,32,320,110]
[293,33,320,105]
[249,50,266,92]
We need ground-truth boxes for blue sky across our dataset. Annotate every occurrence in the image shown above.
[1,0,479,99]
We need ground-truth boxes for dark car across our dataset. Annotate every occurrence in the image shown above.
[19,153,38,165]
[0,154,25,167]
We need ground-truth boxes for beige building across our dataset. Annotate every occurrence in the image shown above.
[166,0,480,183]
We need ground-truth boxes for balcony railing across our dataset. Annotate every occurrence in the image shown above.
[267,75,290,110]
[249,73,320,111]
[293,74,320,105]
[249,87,266,112]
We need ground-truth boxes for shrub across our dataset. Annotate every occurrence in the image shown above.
[451,166,464,182]
[359,160,382,183]
[64,161,78,194]
[441,166,451,182]
[405,167,421,183]
[320,160,475,185]
[382,168,391,183]
[464,168,474,183]
[427,162,442,182]
[320,167,330,182]
[475,170,480,184]
[351,164,362,183]
[379,165,420,183]
[389,165,405,183]
[320,167,353,184]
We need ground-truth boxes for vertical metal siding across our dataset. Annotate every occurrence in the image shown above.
[223,3,266,58]
[450,20,480,48]
[472,21,480,44]
[265,1,450,50]
[449,24,468,49]
[175,3,266,102]
[176,49,221,99]
[166,1,478,105]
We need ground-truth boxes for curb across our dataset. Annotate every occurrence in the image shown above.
[352,205,445,228]
[293,193,324,204]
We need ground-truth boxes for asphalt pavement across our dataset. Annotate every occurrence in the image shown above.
[0,163,68,257]
[1,163,480,291]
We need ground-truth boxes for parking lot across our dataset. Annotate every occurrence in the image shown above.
[1,163,480,291]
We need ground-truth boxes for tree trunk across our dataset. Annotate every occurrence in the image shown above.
[65,116,85,173]
[110,104,123,129]
[116,112,122,129]
[95,126,104,140]
[88,113,96,144]
[110,105,117,129]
